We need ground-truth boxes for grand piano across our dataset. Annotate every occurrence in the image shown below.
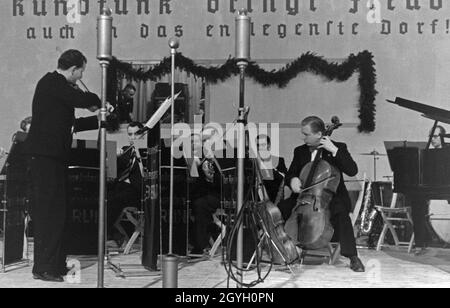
[387,97,450,199]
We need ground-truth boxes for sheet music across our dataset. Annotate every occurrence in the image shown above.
[143,92,181,130]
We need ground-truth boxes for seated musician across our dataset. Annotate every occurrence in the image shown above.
[0,116,33,160]
[255,134,288,204]
[431,125,448,149]
[277,116,365,272]
[116,84,136,124]
[184,131,221,255]
[107,121,145,245]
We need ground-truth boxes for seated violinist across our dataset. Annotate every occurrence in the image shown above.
[277,116,365,272]
[255,134,288,204]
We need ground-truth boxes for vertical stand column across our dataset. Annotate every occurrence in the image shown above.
[162,38,180,289]
[0,166,7,273]
[236,66,247,287]
[235,9,251,288]
[373,154,377,182]
[96,8,113,289]
[97,60,108,288]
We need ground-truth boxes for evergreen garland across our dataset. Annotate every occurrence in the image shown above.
[110,51,377,132]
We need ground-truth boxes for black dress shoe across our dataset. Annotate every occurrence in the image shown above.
[349,256,365,272]
[33,272,64,282]
[56,267,70,276]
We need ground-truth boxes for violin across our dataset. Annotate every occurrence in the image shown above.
[285,116,342,250]
[254,159,298,264]
[70,80,119,132]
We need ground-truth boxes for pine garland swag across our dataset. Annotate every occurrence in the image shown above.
[110,51,377,132]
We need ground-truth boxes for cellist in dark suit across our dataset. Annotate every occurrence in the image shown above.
[278,116,365,272]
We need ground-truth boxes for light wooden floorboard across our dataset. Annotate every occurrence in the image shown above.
[1,245,450,288]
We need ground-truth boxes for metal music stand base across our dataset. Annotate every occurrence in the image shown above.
[105,239,162,278]
[63,253,160,280]
[107,253,162,278]
[0,259,31,274]
[107,252,204,279]
[0,201,32,273]
[184,253,210,264]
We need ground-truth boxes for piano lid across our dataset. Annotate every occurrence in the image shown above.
[387,97,450,124]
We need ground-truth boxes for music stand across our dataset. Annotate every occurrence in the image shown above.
[0,133,31,272]
[384,141,427,171]
[106,145,164,278]
[66,140,116,256]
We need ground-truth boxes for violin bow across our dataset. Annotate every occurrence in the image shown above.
[79,80,90,92]
[299,174,338,194]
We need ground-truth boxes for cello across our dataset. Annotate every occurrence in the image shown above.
[254,158,299,264]
[285,117,342,250]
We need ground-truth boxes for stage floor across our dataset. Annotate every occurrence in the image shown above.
[1,243,450,288]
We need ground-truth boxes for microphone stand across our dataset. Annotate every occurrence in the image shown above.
[0,155,8,272]
[198,109,244,167]
[234,9,251,288]
[162,37,180,288]
[96,8,113,289]
[235,66,247,288]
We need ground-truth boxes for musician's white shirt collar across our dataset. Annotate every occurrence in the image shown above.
[311,149,319,162]
[310,148,338,161]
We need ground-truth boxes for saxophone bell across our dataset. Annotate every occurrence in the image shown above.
[359,180,376,236]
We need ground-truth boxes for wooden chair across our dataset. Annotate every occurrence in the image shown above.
[208,208,228,258]
[375,191,414,253]
[207,167,237,259]
[113,206,144,254]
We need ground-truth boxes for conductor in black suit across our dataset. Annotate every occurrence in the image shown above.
[278,116,365,272]
[26,49,101,282]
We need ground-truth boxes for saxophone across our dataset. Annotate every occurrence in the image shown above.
[359,180,378,236]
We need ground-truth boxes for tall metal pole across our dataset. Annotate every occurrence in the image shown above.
[235,9,250,288]
[0,162,8,272]
[162,37,179,289]
[96,8,113,289]
[373,155,377,181]
[169,38,178,255]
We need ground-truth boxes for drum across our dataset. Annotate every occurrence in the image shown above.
[428,200,450,244]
